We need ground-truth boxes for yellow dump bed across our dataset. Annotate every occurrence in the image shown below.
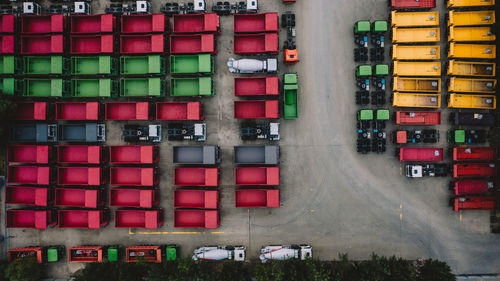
[393,92,441,108]
[448,77,496,93]
[392,27,440,43]
[391,11,439,27]
[448,26,496,42]
[448,93,496,109]
[447,0,495,8]
[447,60,495,77]
[392,45,440,60]
[448,10,495,26]
[448,43,496,59]
[393,61,441,76]
[393,77,441,92]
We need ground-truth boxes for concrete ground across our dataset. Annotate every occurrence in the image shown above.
[3,0,500,278]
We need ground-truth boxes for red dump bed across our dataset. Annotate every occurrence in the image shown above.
[454,179,497,195]
[234,33,279,55]
[174,168,219,186]
[391,0,436,9]
[8,145,50,164]
[68,246,103,262]
[55,102,99,121]
[70,34,113,54]
[57,145,101,164]
[57,167,103,186]
[0,34,13,53]
[126,246,162,263]
[109,145,158,164]
[453,163,497,178]
[235,189,280,208]
[399,147,444,161]
[156,102,204,121]
[0,15,15,33]
[170,34,216,54]
[234,77,279,96]
[454,196,498,211]
[5,186,48,206]
[121,14,165,33]
[7,209,52,229]
[172,13,219,33]
[110,167,159,186]
[8,247,44,263]
[22,14,64,34]
[8,166,51,185]
[235,167,280,186]
[120,34,164,54]
[174,189,219,209]
[58,209,107,229]
[174,209,219,229]
[114,209,163,229]
[395,111,441,125]
[453,147,498,162]
[105,102,150,120]
[234,13,278,33]
[14,102,47,120]
[21,35,63,54]
[234,100,279,119]
[71,14,114,34]
[110,188,157,208]
[55,188,99,208]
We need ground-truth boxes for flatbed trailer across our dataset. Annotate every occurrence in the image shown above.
[451,112,495,126]
[109,145,158,164]
[109,188,158,208]
[0,15,14,33]
[71,56,116,75]
[448,77,496,93]
[170,77,213,97]
[233,13,278,33]
[126,246,162,263]
[0,35,14,54]
[173,145,220,165]
[56,145,102,164]
[234,77,279,96]
[174,209,219,229]
[120,78,164,97]
[14,101,48,120]
[234,145,280,165]
[390,11,439,27]
[448,43,496,60]
[121,14,165,33]
[174,189,218,209]
[11,124,58,143]
[170,54,213,75]
[70,35,114,54]
[71,14,115,33]
[7,145,50,164]
[447,60,495,77]
[58,209,108,229]
[5,186,48,206]
[173,167,219,186]
[235,167,280,186]
[173,13,219,33]
[448,10,495,26]
[393,61,441,76]
[7,209,54,229]
[447,0,496,8]
[399,147,444,161]
[448,26,495,42]
[69,78,114,98]
[235,189,280,208]
[23,56,66,75]
[55,188,100,208]
[453,163,497,178]
[392,77,440,92]
[234,33,279,55]
[392,27,440,43]
[110,167,159,187]
[114,209,163,229]
[454,196,498,212]
[120,34,164,54]
[156,102,204,120]
[58,123,106,142]
[22,78,63,97]
[234,100,279,119]
[391,0,436,9]
[454,179,497,195]
[21,14,64,33]
[395,111,441,125]
[7,165,51,185]
[392,92,441,108]
[68,246,103,262]
[447,93,495,109]
[120,55,165,75]
[57,167,103,186]
[453,147,497,161]
[55,102,99,121]
[105,102,150,120]
[170,34,216,54]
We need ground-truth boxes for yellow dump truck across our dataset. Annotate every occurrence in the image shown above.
[391,11,439,27]
[448,10,495,26]
[392,27,440,43]
[393,77,441,93]
[448,43,496,59]
[448,77,496,93]
[393,92,441,108]
[447,60,495,77]
[448,26,496,42]
[447,0,495,8]
[392,45,440,60]
[393,61,441,77]
[448,93,496,109]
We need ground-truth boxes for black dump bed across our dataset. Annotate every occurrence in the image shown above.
[173,145,220,165]
[452,112,495,126]
[11,124,57,143]
[59,123,105,142]
[234,145,280,165]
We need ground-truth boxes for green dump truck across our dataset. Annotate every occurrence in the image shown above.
[357,109,373,129]
[356,65,372,91]
[23,56,68,75]
[71,56,117,75]
[170,54,214,75]
[23,78,64,97]
[120,55,165,75]
[69,79,116,98]
[170,77,214,97]
[120,77,165,97]
[0,56,17,75]
[283,73,298,119]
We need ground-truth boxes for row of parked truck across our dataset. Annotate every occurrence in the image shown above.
[390,0,495,9]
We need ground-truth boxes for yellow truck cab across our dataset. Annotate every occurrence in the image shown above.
[448,77,496,93]
[448,26,496,42]
[391,11,439,27]
[393,92,441,108]
[447,60,495,77]
[392,45,440,60]
[393,77,441,92]
[448,93,496,109]
[448,10,495,26]
[392,27,440,43]
[393,61,441,76]
[448,43,496,59]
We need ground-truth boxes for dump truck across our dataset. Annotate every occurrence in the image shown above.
[392,92,441,108]
[234,145,280,165]
[58,209,108,229]
[54,188,101,208]
[68,246,105,263]
[105,102,150,121]
[234,77,279,96]
[121,14,165,33]
[7,165,51,185]
[170,54,213,75]
[283,73,298,119]
[55,102,99,121]
[14,102,47,121]
[56,145,102,164]
[390,0,436,9]
[448,43,496,59]
[173,145,221,165]
[227,58,278,73]
[5,186,49,206]
[357,109,373,129]
[260,245,312,263]
[115,209,163,229]
[69,79,114,98]
[120,34,165,54]
[448,77,496,94]
[192,246,245,261]
[122,125,162,142]
[234,13,278,33]
[21,14,64,33]
[448,10,495,26]
[170,34,216,54]
[120,55,165,75]
[448,129,487,144]
[447,93,495,109]
[0,56,16,75]
[453,147,497,161]
[23,56,67,75]
[109,145,158,164]
[240,123,280,141]
[7,145,50,164]
[156,102,204,121]
[174,189,219,209]
[11,124,58,143]
[70,34,114,54]
[390,130,439,144]
[23,78,64,97]
[71,14,115,33]
[8,246,64,263]
[392,27,440,43]
[393,77,440,92]
[453,196,498,212]
[390,11,439,27]
[453,163,497,178]
[399,147,444,161]
[0,14,14,33]
[173,13,219,33]
[450,112,495,126]
[447,0,496,8]
[6,209,55,229]
[174,167,219,186]
[235,167,279,186]
[234,33,279,55]
[58,123,106,142]
[234,100,279,119]
[235,189,280,208]
[447,60,495,77]
[120,78,164,97]
[0,34,14,54]
[405,164,448,178]
[453,179,497,195]
[174,209,220,229]
[57,167,103,186]
[126,245,178,263]
[393,61,441,76]
[448,26,495,42]
[109,188,158,208]
[71,56,116,76]
[110,167,159,187]
[170,77,214,97]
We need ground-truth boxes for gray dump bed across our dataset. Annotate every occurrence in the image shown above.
[234,145,280,165]
[173,145,220,165]
[59,123,106,142]
[11,124,57,143]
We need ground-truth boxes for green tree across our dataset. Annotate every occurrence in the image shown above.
[118,262,149,281]
[0,260,9,281]
[72,262,119,281]
[417,259,455,281]
[216,261,251,281]
[488,128,500,149]
[5,257,45,281]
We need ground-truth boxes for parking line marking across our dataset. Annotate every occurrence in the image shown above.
[460,211,462,221]
[400,167,402,176]
[211,232,224,234]
[128,229,202,235]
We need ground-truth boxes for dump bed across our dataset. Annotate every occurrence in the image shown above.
[234,100,280,119]
[234,77,279,96]
[447,0,496,8]
[110,188,157,208]
[22,14,64,34]
[392,45,440,60]
[120,55,164,75]
[110,167,159,187]
[68,246,103,262]
[0,56,16,74]
[234,145,280,165]
[174,167,219,186]
[393,77,440,92]
[392,27,440,43]
[170,34,216,54]
[71,14,114,33]
[58,210,106,229]
[391,0,436,9]
[170,77,213,97]
[114,209,163,229]
[173,145,220,165]
[23,78,63,97]
[448,10,495,26]
[57,167,103,186]
[21,35,63,54]
[57,145,101,164]
[14,102,47,121]
[235,189,280,208]
[121,14,165,33]
[156,102,204,120]
[234,33,279,55]
[453,163,497,178]
[448,77,496,93]
[448,26,495,42]
[453,147,497,161]
[0,35,14,54]
[105,102,150,120]
[69,78,113,98]
[70,35,114,54]
[390,11,439,27]
[395,111,441,125]
[393,61,441,76]
[392,92,441,108]
[234,13,278,33]
[120,34,164,54]
[7,145,50,164]
[170,54,213,75]
[7,210,51,229]
[447,60,495,77]
[56,102,99,121]
[11,124,58,143]
[5,186,48,206]
[8,247,44,263]
[58,123,106,142]
[71,56,115,75]
[23,56,66,75]
[7,165,51,185]
[55,188,99,208]
[448,43,496,59]
[126,246,162,263]
[109,145,158,164]
[454,179,497,195]
[235,167,280,185]
[174,209,219,229]
[0,14,14,33]
[174,189,218,209]
[448,94,496,109]
[454,196,498,212]
[120,78,164,97]
[173,13,219,33]
[399,147,444,161]
[451,112,495,126]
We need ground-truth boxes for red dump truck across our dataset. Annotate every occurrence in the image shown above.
[395,111,441,125]
[71,34,114,54]
[453,147,497,162]
[110,188,158,208]
[454,179,497,195]
[110,167,159,187]
[399,147,444,162]
[121,14,165,33]
[105,102,150,120]
[235,189,280,208]
[454,196,498,211]
[156,102,204,121]
[71,14,115,33]
[114,209,163,229]
[235,167,280,186]
[57,145,102,164]
[109,145,158,164]
[55,102,100,121]
[126,246,162,263]
[5,186,48,206]
[453,163,497,178]
[54,188,101,208]
[391,0,436,9]
[174,168,219,187]
[8,166,51,185]
[234,77,279,96]
[174,189,219,209]
[173,13,219,33]
[58,209,108,229]
[14,102,47,120]
[0,34,14,54]
[57,167,103,186]
[21,35,64,54]
[0,14,15,33]
[234,13,278,33]
[234,33,279,55]
[7,145,51,164]
[120,34,164,54]
[22,14,64,33]
[234,100,279,119]
[68,246,103,262]
[7,209,55,229]
[174,209,219,229]
[170,34,216,54]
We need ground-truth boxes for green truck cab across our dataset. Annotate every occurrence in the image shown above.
[357,109,373,129]
[120,55,165,75]
[283,73,298,119]
[46,246,65,262]
[170,54,214,75]
[107,246,121,262]
[170,77,214,97]
[71,56,117,75]
[23,56,68,76]
[23,78,64,97]
[121,77,165,97]
[354,20,371,34]
[69,79,116,98]
[165,245,179,261]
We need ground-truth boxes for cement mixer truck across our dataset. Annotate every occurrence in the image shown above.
[192,246,246,261]
[260,245,312,263]
[227,58,278,74]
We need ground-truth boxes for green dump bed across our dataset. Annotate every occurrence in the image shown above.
[23,79,63,97]
[120,55,165,75]
[70,79,114,98]
[120,78,164,97]
[23,56,66,75]
[170,54,213,75]
[0,78,16,95]
[170,77,213,97]
[71,56,116,75]
[0,56,16,75]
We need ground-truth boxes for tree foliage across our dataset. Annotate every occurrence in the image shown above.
[4,257,45,281]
